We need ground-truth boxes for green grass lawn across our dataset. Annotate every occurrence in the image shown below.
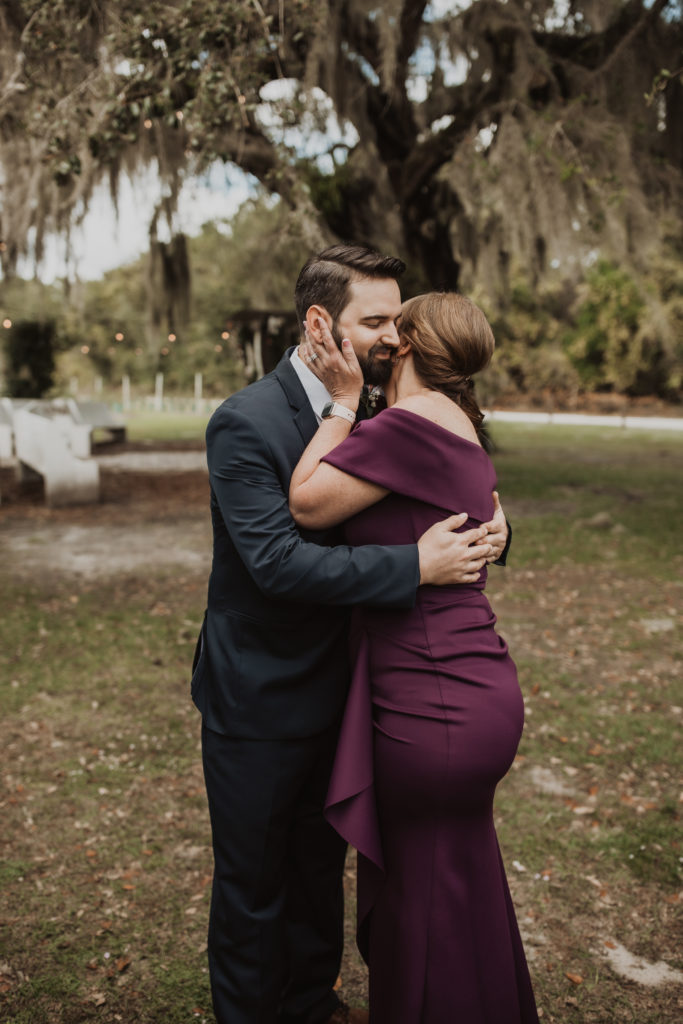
[125,409,213,442]
[0,421,681,1023]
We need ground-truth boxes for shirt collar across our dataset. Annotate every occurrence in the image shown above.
[290,346,332,423]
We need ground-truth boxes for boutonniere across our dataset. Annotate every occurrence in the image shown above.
[359,385,385,415]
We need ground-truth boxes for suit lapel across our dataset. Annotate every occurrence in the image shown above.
[274,348,320,447]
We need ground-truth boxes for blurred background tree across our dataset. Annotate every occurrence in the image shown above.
[0,0,681,400]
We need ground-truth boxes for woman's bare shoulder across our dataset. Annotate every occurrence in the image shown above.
[391,393,479,444]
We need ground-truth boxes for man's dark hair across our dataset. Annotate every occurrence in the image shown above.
[294,244,406,331]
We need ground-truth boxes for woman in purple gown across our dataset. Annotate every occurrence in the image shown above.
[289,292,538,1024]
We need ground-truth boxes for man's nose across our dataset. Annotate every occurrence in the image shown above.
[381,322,400,347]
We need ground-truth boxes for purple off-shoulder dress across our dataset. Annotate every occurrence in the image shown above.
[322,408,539,1024]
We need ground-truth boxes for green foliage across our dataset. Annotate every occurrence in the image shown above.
[564,259,683,396]
[4,319,57,397]
[480,281,581,404]
[475,250,683,404]
[301,160,355,231]
[47,197,311,396]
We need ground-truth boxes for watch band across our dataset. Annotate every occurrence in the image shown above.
[321,401,356,424]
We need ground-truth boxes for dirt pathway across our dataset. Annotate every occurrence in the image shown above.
[1,450,212,580]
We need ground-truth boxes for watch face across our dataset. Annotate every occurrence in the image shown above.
[321,401,355,423]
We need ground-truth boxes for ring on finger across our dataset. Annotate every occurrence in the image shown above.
[309,352,318,362]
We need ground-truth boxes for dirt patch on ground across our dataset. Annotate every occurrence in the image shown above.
[1,445,212,580]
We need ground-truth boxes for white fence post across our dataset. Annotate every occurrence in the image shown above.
[253,328,264,379]
[154,372,164,412]
[194,372,203,405]
[122,375,131,411]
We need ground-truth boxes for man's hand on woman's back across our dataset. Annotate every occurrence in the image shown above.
[418,514,492,585]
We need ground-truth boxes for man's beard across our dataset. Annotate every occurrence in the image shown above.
[331,326,394,387]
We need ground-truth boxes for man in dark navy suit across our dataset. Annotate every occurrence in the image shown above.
[192,245,509,1024]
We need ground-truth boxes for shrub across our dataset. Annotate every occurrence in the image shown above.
[564,259,682,397]
[5,319,56,397]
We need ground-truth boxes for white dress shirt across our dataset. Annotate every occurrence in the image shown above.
[290,346,332,424]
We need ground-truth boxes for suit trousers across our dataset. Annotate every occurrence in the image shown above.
[201,722,348,1024]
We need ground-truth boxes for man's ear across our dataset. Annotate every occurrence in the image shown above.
[305,305,332,341]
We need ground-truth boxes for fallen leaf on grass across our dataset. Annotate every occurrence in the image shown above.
[91,992,106,1006]
[604,941,617,949]
[565,972,583,985]
[115,956,131,973]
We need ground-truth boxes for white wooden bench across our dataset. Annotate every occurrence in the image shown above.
[66,399,127,444]
[13,402,99,506]
[0,400,13,463]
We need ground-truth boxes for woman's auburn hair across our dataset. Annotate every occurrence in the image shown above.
[399,292,495,431]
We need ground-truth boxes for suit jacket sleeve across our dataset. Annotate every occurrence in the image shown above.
[208,405,419,608]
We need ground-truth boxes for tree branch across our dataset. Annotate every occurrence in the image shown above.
[593,0,671,79]
[533,0,672,71]
[395,0,430,87]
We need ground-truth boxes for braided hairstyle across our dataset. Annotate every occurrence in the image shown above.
[398,292,494,432]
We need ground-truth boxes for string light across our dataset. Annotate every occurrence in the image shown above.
[115,332,124,341]
[221,331,230,340]
[144,118,153,129]
[214,344,223,352]
[160,347,169,355]
[2,318,11,329]
[80,345,90,354]
[168,333,176,342]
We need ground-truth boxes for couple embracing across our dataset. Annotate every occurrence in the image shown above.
[191,245,539,1024]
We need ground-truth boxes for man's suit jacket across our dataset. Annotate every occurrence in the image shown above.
[191,349,420,740]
